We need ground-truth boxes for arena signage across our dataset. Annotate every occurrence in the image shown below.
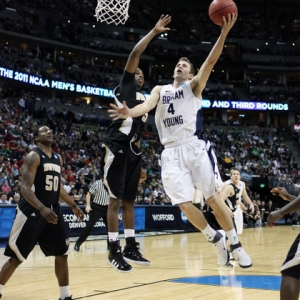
[202,100,289,111]
[0,66,290,110]
[0,67,114,97]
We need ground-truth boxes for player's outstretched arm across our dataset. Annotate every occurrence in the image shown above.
[108,85,162,120]
[191,12,237,98]
[271,187,296,202]
[125,14,171,73]
[267,195,300,227]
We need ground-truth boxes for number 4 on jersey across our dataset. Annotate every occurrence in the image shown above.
[167,103,175,115]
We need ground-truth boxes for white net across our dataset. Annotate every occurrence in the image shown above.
[94,0,131,25]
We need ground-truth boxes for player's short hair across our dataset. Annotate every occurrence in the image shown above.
[230,167,240,176]
[178,57,195,75]
[33,126,44,139]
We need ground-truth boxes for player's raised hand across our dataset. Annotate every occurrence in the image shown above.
[108,101,130,120]
[221,12,237,33]
[154,14,171,34]
[271,187,290,201]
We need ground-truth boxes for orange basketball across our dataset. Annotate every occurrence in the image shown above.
[209,0,238,26]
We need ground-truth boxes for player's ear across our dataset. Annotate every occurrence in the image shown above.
[188,73,194,80]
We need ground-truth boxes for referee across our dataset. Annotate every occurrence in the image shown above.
[74,179,110,251]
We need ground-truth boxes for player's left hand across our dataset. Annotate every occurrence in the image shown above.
[108,101,130,120]
[267,210,284,227]
[72,205,84,222]
[154,14,172,34]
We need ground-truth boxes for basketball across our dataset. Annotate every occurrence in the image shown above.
[209,0,238,26]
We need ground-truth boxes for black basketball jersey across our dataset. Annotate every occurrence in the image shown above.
[104,70,147,144]
[19,148,61,211]
[226,183,240,211]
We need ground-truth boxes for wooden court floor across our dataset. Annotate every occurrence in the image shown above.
[0,225,296,300]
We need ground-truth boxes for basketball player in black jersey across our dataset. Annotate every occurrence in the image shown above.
[0,126,84,300]
[221,168,250,264]
[268,187,300,300]
[101,15,171,272]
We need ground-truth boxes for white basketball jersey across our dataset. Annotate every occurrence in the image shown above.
[155,81,202,145]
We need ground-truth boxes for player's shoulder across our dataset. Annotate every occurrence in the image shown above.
[153,85,164,92]
[239,180,246,186]
[25,150,40,166]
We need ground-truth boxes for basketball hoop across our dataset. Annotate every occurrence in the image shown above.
[94,0,131,25]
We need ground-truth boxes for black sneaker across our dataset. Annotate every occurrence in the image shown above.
[123,242,150,265]
[74,243,80,251]
[59,296,72,300]
[108,247,133,273]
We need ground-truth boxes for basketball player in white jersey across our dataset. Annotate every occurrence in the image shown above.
[108,13,252,268]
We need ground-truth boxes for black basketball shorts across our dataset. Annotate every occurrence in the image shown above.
[4,204,69,261]
[101,141,141,201]
[281,234,300,280]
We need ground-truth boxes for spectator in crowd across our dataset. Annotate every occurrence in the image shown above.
[0,193,10,204]
[263,200,276,223]
[1,180,11,194]
[11,193,21,204]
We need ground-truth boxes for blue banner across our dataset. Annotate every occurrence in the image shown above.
[62,206,145,237]
[1,205,194,240]
[145,206,190,229]
[117,207,145,231]
[0,206,16,238]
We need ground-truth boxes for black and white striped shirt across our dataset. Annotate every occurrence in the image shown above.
[89,180,110,206]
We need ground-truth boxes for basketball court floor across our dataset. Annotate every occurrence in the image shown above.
[0,225,296,299]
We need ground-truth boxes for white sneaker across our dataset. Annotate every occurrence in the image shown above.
[211,230,229,266]
[230,242,252,268]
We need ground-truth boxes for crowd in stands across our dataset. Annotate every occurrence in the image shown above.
[200,11,273,40]
[249,88,300,104]
[0,1,299,47]
[199,126,300,185]
[279,12,300,42]
[1,0,300,101]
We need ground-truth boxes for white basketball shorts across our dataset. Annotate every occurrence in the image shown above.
[161,136,216,205]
